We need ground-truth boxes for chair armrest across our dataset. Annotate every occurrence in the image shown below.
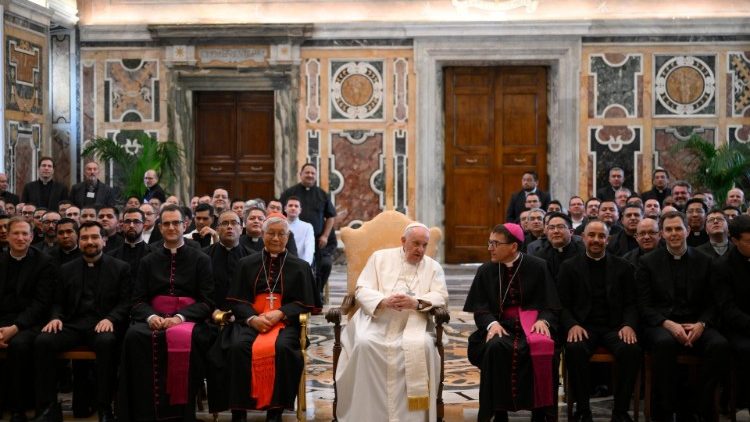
[325,307,341,325]
[340,294,355,315]
[212,309,233,326]
[430,306,450,326]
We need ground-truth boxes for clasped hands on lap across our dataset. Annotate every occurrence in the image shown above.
[248,310,285,333]
[379,293,419,312]
[662,319,704,347]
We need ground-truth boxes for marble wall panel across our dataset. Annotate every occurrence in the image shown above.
[654,54,716,116]
[654,126,716,183]
[589,54,642,118]
[51,34,71,124]
[728,52,750,118]
[329,130,385,227]
[330,60,384,121]
[82,62,95,142]
[728,125,750,145]
[305,59,320,123]
[7,121,42,193]
[589,125,642,194]
[51,128,71,184]
[104,59,160,122]
[6,36,43,115]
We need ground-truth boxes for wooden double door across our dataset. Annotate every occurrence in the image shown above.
[444,66,548,263]
[194,91,275,201]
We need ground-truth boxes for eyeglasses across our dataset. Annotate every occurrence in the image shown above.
[546,224,569,232]
[123,219,144,225]
[219,220,241,228]
[707,217,726,224]
[488,240,514,248]
[161,220,182,227]
[21,211,34,216]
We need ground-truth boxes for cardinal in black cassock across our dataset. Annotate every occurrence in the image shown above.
[463,223,561,422]
[213,215,315,422]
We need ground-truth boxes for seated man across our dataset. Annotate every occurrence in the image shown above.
[34,221,131,422]
[336,223,449,422]
[222,214,315,422]
[558,220,641,422]
[464,223,559,422]
[117,204,214,421]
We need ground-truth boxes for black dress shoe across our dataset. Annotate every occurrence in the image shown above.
[9,412,28,422]
[611,411,634,422]
[232,409,248,422]
[574,409,594,422]
[266,408,283,422]
[30,402,62,422]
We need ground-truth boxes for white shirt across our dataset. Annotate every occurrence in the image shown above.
[288,217,315,265]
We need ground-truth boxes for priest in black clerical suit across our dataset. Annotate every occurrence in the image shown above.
[218,214,315,422]
[108,208,153,278]
[713,216,750,409]
[464,223,560,422]
[117,205,214,422]
[0,218,55,420]
[636,211,729,421]
[34,221,131,421]
[558,221,641,422]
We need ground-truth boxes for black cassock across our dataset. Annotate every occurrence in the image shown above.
[209,249,314,412]
[463,253,560,419]
[116,244,214,421]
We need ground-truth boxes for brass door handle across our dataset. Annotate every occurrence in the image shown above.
[465,158,478,164]
[496,197,501,205]
[513,157,527,163]
[210,166,222,171]
[250,166,263,171]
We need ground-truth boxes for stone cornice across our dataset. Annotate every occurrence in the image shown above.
[48,0,78,27]
[5,0,55,27]
[147,24,313,45]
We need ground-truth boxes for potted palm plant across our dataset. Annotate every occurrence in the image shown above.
[82,133,183,199]
[672,134,750,206]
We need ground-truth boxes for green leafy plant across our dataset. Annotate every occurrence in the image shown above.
[673,134,750,206]
[82,134,183,199]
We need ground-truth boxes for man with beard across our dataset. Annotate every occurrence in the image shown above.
[97,206,124,253]
[695,209,732,258]
[685,198,709,247]
[240,207,298,257]
[117,205,214,421]
[46,218,82,267]
[641,169,671,206]
[636,211,729,422]
[559,221,640,422]
[39,211,62,252]
[21,157,69,210]
[0,218,55,421]
[530,212,584,282]
[644,198,661,220]
[607,204,642,256]
[69,162,116,208]
[108,208,152,277]
[464,223,559,422]
[222,215,315,422]
[623,218,662,267]
[33,221,130,422]
[671,181,692,212]
[505,172,551,223]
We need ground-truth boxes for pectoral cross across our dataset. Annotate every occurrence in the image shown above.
[266,293,277,309]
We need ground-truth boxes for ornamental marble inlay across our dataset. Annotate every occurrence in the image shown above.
[104,59,160,122]
[589,126,642,195]
[728,52,750,118]
[589,54,642,118]
[330,61,384,121]
[654,55,716,116]
[393,58,409,122]
[654,126,716,184]
[305,59,321,123]
[6,37,43,115]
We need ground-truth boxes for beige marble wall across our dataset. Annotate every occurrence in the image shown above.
[579,43,750,197]
[298,48,416,228]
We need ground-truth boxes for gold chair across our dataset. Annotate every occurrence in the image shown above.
[210,310,309,422]
[325,210,450,421]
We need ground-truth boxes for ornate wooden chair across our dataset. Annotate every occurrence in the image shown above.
[325,210,450,421]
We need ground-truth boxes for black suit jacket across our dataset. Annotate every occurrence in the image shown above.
[636,246,715,327]
[0,190,19,205]
[69,180,117,208]
[695,241,733,259]
[0,246,55,329]
[714,247,750,334]
[505,189,551,223]
[558,254,637,332]
[142,184,166,203]
[641,187,671,206]
[21,179,69,209]
[52,255,131,328]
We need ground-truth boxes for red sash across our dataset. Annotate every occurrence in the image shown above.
[151,295,196,406]
[250,292,284,408]
[502,306,555,408]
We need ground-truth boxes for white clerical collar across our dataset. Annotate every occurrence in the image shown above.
[164,240,184,254]
[666,245,687,259]
[710,240,728,247]
[126,240,143,248]
[9,251,27,260]
[221,242,237,251]
[502,253,522,268]
[63,246,78,254]
[586,252,605,261]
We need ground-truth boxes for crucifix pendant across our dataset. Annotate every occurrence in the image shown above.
[266,293,276,309]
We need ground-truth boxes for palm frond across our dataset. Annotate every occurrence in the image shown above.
[82,137,135,169]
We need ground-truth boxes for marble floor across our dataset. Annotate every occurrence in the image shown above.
[28,265,750,421]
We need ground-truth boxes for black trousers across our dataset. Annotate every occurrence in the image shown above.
[643,326,730,419]
[313,246,333,293]
[564,326,642,413]
[726,331,750,408]
[3,328,38,412]
[34,326,119,410]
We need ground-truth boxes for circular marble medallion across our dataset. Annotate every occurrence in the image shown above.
[655,56,715,115]
[331,62,383,120]
[340,74,373,107]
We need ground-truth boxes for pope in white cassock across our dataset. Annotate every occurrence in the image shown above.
[335,222,449,422]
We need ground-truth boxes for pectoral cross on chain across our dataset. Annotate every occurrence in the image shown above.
[266,293,277,309]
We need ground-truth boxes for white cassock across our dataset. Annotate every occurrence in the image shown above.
[336,247,449,422]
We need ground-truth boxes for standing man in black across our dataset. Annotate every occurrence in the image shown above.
[281,163,336,295]
[641,168,671,206]
[0,217,55,422]
[596,166,626,202]
[97,206,124,253]
[0,173,19,205]
[142,169,166,204]
[505,171,551,223]
[714,215,750,411]
[69,162,116,209]
[21,157,69,210]
[558,220,641,422]
[33,221,130,422]
[636,211,730,422]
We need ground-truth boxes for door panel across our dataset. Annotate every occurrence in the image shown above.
[444,66,548,263]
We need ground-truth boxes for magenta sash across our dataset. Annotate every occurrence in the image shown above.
[502,306,555,408]
[151,295,197,406]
